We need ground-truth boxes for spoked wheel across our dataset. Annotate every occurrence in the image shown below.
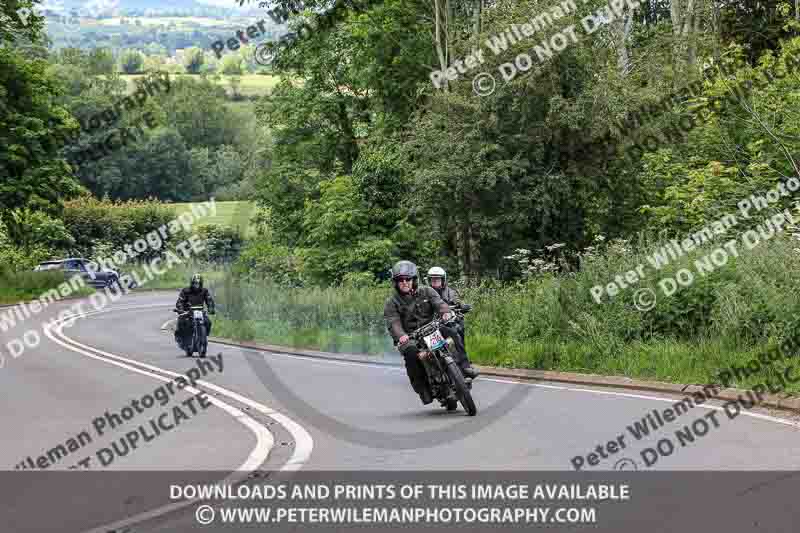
[106,276,120,292]
[446,362,477,416]
[198,323,208,358]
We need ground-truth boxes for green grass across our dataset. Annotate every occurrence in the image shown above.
[167,200,256,235]
[191,231,800,395]
[127,261,231,291]
[119,74,281,97]
[0,271,95,305]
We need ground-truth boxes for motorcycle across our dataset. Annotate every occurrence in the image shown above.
[407,309,477,416]
[173,306,208,358]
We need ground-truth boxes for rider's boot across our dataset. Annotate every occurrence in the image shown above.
[461,364,479,379]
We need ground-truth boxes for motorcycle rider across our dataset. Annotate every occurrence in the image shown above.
[175,274,216,347]
[427,266,470,347]
[384,260,478,405]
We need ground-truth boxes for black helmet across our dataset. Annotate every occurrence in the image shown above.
[190,274,203,290]
[391,260,418,292]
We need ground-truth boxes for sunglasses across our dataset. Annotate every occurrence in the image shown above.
[397,277,414,283]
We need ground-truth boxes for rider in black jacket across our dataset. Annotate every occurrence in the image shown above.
[175,274,216,344]
[384,261,478,405]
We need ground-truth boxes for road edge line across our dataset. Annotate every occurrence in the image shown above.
[207,335,800,414]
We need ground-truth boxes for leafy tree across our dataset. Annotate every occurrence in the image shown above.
[183,46,205,74]
[86,47,115,75]
[0,47,85,231]
[221,54,243,75]
[119,49,144,74]
[0,0,44,44]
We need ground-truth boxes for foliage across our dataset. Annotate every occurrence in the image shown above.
[61,196,182,261]
[119,49,145,74]
[194,224,245,263]
[211,228,800,391]
[221,54,243,76]
[0,47,85,231]
[638,40,800,234]
[183,47,205,74]
[5,208,75,251]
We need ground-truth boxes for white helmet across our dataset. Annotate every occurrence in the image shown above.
[427,266,446,287]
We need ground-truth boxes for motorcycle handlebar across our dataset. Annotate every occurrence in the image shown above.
[408,313,460,341]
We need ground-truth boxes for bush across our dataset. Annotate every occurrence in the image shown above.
[0,219,59,273]
[195,224,244,263]
[210,227,800,391]
[119,50,144,74]
[62,196,183,262]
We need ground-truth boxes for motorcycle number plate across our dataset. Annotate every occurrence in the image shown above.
[193,310,204,320]
[423,330,446,350]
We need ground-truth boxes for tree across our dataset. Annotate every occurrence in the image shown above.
[221,54,243,75]
[119,49,144,74]
[183,46,205,74]
[227,75,243,99]
[143,55,167,73]
[0,0,45,45]
[86,47,115,75]
[0,47,85,231]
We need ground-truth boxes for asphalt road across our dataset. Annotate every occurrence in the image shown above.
[2,291,800,532]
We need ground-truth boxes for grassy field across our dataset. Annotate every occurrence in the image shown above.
[168,200,257,235]
[120,73,281,97]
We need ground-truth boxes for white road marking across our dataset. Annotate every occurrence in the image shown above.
[228,340,800,430]
[40,305,313,533]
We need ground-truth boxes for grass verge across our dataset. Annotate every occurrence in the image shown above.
[198,231,800,394]
[0,271,95,305]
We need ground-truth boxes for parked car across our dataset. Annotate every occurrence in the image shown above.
[33,258,129,290]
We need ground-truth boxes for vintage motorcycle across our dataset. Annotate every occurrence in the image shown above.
[173,305,208,358]
[407,309,477,416]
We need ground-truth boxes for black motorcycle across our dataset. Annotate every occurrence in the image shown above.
[173,306,208,358]
[407,310,477,416]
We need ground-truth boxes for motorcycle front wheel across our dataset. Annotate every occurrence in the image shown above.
[197,323,208,358]
[446,362,477,416]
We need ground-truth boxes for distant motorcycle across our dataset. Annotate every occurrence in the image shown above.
[174,306,208,358]
[407,310,477,416]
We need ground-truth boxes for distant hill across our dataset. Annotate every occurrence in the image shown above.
[42,0,258,16]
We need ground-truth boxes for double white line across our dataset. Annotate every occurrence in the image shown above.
[42,303,313,532]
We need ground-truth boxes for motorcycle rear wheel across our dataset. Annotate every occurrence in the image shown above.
[446,362,477,416]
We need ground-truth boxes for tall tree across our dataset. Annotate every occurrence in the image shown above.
[0,47,85,230]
